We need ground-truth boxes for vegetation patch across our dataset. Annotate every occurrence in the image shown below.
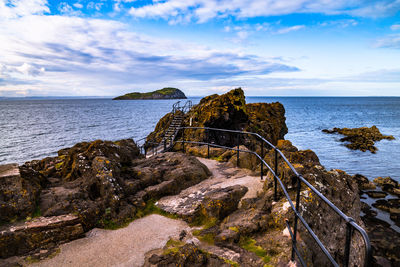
[100,199,178,230]
[163,238,185,255]
[239,236,271,264]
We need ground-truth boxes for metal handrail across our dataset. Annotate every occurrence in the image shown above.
[174,126,372,267]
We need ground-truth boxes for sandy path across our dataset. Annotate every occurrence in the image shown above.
[31,215,189,267]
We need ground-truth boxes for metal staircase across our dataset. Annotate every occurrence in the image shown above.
[141,100,192,157]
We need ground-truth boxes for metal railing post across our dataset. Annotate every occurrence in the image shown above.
[260,141,264,180]
[207,129,210,158]
[274,149,278,201]
[292,176,302,261]
[236,133,240,166]
[344,221,354,267]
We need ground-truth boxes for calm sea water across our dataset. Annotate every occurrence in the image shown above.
[0,97,399,182]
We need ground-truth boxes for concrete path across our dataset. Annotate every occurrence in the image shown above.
[31,215,190,267]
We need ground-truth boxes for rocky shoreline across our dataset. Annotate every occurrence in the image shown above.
[1,88,399,266]
[322,126,395,153]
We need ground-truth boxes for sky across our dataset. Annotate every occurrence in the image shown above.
[0,0,400,97]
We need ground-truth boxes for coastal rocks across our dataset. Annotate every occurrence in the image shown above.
[200,185,248,221]
[262,141,366,266]
[144,243,230,267]
[157,185,247,223]
[353,174,376,191]
[366,191,388,198]
[322,126,395,153]
[0,214,84,258]
[0,139,212,259]
[373,176,400,196]
[146,88,288,148]
[130,152,211,202]
[361,210,400,265]
[0,163,40,224]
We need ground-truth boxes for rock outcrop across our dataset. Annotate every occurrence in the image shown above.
[0,163,40,224]
[351,173,400,265]
[0,214,84,259]
[322,126,395,153]
[0,140,211,259]
[144,243,230,267]
[146,88,287,148]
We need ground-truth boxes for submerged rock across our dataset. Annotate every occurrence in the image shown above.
[322,125,395,153]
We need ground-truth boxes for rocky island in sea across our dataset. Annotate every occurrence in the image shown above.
[322,126,395,153]
[113,87,187,100]
[0,88,399,266]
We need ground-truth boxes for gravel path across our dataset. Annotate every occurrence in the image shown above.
[31,215,190,267]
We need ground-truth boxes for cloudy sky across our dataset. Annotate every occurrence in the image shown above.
[1,0,400,96]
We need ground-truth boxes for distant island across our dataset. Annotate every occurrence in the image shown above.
[113,87,187,100]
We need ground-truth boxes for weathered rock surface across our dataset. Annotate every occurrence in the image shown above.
[0,163,40,224]
[146,88,288,148]
[157,158,262,223]
[0,214,84,258]
[322,125,395,153]
[353,174,377,191]
[373,176,400,197]
[360,205,400,266]
[0,139,211,259]
[262,140,366,266]
[144,243,230,267]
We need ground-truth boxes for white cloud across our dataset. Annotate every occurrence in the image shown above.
[375,34,400,49]
[0,0,49,19]
[73,3,83,9]
[128,0,400,23]
[391,24,400,30]
[0,14,298,96]
[58,2,73,13]
[16,63,45,76]
[276,25,305,34]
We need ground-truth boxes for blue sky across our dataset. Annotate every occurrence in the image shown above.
[1,0,400,96]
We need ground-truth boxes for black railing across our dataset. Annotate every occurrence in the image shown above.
[172,100,192,113]
[173,126,371,267]
[136,100,193,156]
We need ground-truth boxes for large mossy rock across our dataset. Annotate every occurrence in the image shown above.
[146,88,287,148]
[0,140,211,259]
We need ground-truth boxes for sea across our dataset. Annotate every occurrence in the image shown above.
[0,96,399,183]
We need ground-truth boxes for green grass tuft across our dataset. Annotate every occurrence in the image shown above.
[239,236,271,263]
